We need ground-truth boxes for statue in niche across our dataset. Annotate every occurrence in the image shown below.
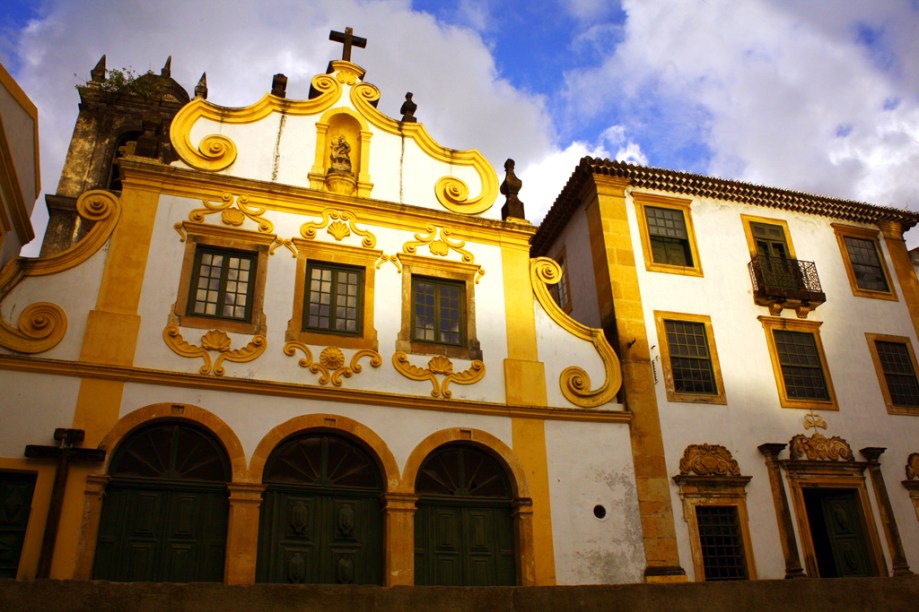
[329,134,353,174]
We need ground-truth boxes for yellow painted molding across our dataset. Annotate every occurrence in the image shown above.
[350,81,498,215]
[392,352,486,398]
[163,322,268,376]
[188,192,274,234]
[0,190,121,297]
[169,73,342,171]
[531,257,622,407]
[300,207,376,247]
[283,343,382,386]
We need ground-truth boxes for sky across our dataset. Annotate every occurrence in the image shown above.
[4,0,919,253]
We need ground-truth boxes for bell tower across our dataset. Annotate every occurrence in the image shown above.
[40,55,192,255]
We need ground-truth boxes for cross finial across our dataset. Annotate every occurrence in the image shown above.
[329,26,367,62]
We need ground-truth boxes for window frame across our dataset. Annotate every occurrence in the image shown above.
[288,238,381,350]
[740,214,797,259]
[411,275,466,347]
[865,333,919,415]
[833,224,897,301]
[673,476,756,582]
[303,261,365,336]
[174,222,273,335]
[633,193,703,277]
[759,316,837,410]
[397,253,481,360]
[654,311,726,404]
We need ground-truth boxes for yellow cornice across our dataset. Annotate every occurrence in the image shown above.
[169,73,343,172]
[0,354,632,423]
[119,159,534,247]
[530,257,622,407]
[350,81,498,215]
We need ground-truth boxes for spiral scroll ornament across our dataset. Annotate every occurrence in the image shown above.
[0,302,68,354]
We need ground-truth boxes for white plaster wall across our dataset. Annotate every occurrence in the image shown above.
[117,381,514,474]
[0,371,81,455]
[190,115,282,185]
[133,193,510,403]
[545,204,603,329]
[546,420,645,584]
[0,245,108,361]
[618,189,919,577]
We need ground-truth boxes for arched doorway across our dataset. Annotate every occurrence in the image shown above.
[414,443,516,585]
[93,421,230,581]
[256,432,384,584]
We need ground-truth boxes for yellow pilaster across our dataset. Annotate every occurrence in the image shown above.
[53,181,160,579]
[384,492,417,586]
[586,176,686,582]
[501,240,556,585]
[879,220,919,342]
[224,483,266,585]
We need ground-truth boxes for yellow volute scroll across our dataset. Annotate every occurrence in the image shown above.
[350,81,498,215]
[530,257,622,407]
[392,352,486,398]
[0,190,121,353]
[170,73,343,172]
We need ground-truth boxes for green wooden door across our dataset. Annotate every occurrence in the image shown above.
[257,433,383,584]
[804,488,874,577]
[414,444,516,586]
[93,422,230,582]
[0,472,36,578]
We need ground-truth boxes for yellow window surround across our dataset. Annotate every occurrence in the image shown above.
[832,224,897,301]
[633,192,703,277]
[653,311,726,405]
[864,332,919,416]
[759,316,837,411]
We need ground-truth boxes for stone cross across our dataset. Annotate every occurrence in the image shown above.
[329,27,367,62]
[25,428,105,578]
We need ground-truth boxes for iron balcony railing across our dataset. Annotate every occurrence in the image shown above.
[748,255,825,303]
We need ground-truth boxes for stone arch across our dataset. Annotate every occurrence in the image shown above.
[400,428,529,498]
[97,402,247,482]
[249,413,399,491]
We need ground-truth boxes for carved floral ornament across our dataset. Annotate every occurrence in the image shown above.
[0,190,122,354]
[283,342,381,387]
[300,208,376,248]
[907,453,919,480]
[788,414,854,462]
[679,444,741,477]
[401,225,484,283]
[531,257,622,408]
[175,193,274,241]
[392,352,485,399]
[162,318,267,376]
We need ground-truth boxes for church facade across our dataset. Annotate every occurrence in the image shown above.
[1,32,918,586]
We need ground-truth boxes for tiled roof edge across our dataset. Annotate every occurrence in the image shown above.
[532,157,919,255]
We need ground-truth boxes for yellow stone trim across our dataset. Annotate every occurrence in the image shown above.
[187,192,275,234]
[832,223,897,301]
[740,214,798,259]
[511,418,556,585]
[402,225,478,272]
[169,73,342,171]
[0,459,55,579]
[300,208,376,248]
[653,311,726,404]
[759,316,837,411]
[283,344,382,386]
[632,192,703,277]
[865,332,919,416]
[878,221,919,343]
[0,190,120,297]
[531,257,622,407]
[163,321,267,376]
[0,354,634,423]
[0,301,67,354]
[350,81,498,214]
[0,115,35,244]
[392,352,486,398]
[0,62,40,197]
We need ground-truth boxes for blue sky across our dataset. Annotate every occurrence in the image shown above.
[4,1,919,251]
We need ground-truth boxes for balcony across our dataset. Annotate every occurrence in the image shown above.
[748,255,826,318]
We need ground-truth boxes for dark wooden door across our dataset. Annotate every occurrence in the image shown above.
[414,444,516,586]
[93,422,230,582]
[257,433,383,584]
[804,488,874,577]
[0,472,36,578]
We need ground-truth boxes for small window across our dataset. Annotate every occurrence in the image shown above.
[174,222,273,335]
[634,193,702,276]
[304,262,364,335]
[833,224,897,300]
[654,312,726,404]
[866,333,919,414]
[695,506,749,581]
[188,247,256,321]
[412,277,465,346]
[397,254,481,360]
[760,317,836,410]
